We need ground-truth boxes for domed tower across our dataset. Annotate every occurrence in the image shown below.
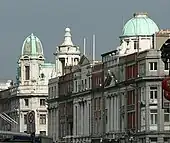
[17,33,45,85]
[54,28,81,76]
[118,12,159,55]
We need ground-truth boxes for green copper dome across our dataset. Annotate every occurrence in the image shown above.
[21,33,44,57]
[122,12,159,36]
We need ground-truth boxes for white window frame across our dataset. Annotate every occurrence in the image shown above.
[149,62,157,71]
[150,86,157,100]
[150,110,157,125]
[164,110,170,123]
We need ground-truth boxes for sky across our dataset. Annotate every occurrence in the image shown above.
[0,0,169,80]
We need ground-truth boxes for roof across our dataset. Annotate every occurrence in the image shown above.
[21,33,44,57]
[122,12,159,37]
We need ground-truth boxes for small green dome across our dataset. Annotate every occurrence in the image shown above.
[122,12,159,36]
[21,33,44,57]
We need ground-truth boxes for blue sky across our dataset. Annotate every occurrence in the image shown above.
[0,0,169,79]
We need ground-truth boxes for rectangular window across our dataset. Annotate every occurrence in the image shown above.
[150,87,157,100]
[149,62,157,70]
[165,63,169,70]
[81,80,84,90]
[127,90,135,105]
[25,66,30,80]
[40,99,46,106]
[134,41,139,50]
[39,114,46,124]
[89,77,91,89]
[164,110,170,122]
[75,81,78,92]
[150,110,157,125]
[24,99,29,106]
[24,114,27,124]
[85,79,87,89]
[127,112,136,129]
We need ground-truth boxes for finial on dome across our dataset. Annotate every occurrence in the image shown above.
[65,27,71,32]
[61,27,73,46]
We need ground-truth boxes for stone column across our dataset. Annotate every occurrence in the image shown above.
[78,103,81,135]
[114,97,117,131]
[84,102,87,136]
[110,97,113,131]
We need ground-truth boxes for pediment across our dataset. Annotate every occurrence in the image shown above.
[104,71,118,87]
[78,55,90,66]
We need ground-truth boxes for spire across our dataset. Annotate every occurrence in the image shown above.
[61,28,74,46]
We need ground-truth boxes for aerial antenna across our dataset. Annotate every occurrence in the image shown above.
[92,34,96,64]
[83,38,86,55]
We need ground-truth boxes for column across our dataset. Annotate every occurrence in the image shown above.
[55,107,59,140]
[84,102,87,136]
[81,104,83,135]
[73,105,76,136]
[116,97,118,131]
[112,97,114,131]
[87,102,89,136]
[106,98,108,133]
[78,103,81,135]
[48,110,51,136]
[114,97,116,131]
[110,97,113,131]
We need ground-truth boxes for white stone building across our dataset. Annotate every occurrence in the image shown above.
[0,33,55,135]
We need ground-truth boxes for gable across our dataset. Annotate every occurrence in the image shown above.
[78,55,90,66]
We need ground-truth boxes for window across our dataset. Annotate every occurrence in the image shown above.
[134,41,139,50]
[85,79,87,89]
[150,110,157,125]
[24,99,29,106]
[40,99,46,106]
[127,112,135,129]
[150,87,157,100]
[24,114,27,124]
[105,109,108,124]
[149,62,157,70]
[165,62,169,70]
[81,80,84,90]
[40,131,46,136]
[75,81,78,92]
[25,66,30,80]
[89,77,91,88]
[164,110,170,122]
[39,114,46,124]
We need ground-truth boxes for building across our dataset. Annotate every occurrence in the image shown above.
[47,12,170,143]
[0,33,55,135]
[72,55,95,143]
[48,28,81,142]
[101,12,170,143]
[91,62,103,143]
